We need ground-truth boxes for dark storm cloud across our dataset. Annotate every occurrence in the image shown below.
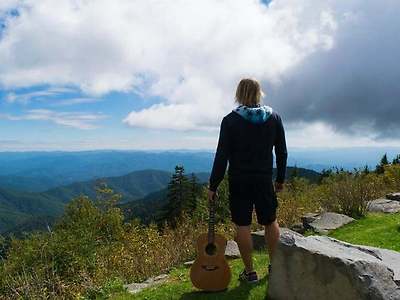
[265,1,400,139]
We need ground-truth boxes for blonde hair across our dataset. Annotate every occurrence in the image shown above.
[235,78,265,107]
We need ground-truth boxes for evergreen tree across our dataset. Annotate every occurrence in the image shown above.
[362,165,370,175]
[381,153,389,165]
[161,165,191,227]
[319,168,333,183]
[392,154,400,165]
[376,153,389,174]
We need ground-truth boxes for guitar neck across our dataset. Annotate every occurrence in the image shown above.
[208,195,216,244]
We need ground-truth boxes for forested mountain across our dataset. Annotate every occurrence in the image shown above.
[0,166,319,234]
[0,188,62,233]
[46,169,174,203]
[120,166,321,224]
[119,188,169,224]
[0,170,209,234]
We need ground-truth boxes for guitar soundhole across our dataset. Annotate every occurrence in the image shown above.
[205,243,217,255]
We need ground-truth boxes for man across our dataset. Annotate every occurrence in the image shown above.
[208,78,287,283]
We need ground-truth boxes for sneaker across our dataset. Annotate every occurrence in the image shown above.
[239,269,258,283]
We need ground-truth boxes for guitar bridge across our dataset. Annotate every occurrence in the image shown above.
[201,265,219,271]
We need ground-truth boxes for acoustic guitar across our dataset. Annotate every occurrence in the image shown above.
[190,194,231,291]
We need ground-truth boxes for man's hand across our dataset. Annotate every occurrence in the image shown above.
[274,182,284,193]
[208,189,216,204]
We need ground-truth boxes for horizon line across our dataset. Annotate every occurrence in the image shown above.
[1,145,400,153]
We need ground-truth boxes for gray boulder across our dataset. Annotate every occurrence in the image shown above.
[251,228,298,250]
[124,274,169,294]
[301,212,320,227]
[368,198,400,213]
[225,240,241,258]
[290,222,305,234]
[386,192,400,201]
[268,231,400,300]
[305,212,354,234]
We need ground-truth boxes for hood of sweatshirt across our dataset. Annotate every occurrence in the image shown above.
[232,104,273,124]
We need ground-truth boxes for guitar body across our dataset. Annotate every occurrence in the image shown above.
[190,232,231,292]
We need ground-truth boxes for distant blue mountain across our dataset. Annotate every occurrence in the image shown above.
[0,151,215,191]
[0,148,395,192]
[288,147,400,171]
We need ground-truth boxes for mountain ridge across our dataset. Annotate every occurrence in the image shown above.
[0,166,319,234]
[0,169,209,234]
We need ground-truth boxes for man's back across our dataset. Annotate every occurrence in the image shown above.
[209,107,287,192]
[207,78,288,285]
[223,110,286,178]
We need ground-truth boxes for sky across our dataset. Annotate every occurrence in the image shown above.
[0,0,400,151]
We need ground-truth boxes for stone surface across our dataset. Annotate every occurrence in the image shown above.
[368,198,400,213]
[268,231,400,300]
[301,212,320,229]
[290,222,305,234]
[224,240,241,258]
[386,192,400,201]
[251,228,297,250]
[306,212,355,234]
[124,274,169,294]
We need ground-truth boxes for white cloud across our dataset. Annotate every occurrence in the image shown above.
[0,1,20,14]
[5,87,76,103]
[0,0,399,148]
[4,87,101,106]
[285,122,400,149]
[52,97,102,106]
[0,109,107,129]
[0,0,336,130]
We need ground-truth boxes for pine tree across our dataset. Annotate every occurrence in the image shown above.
[381,153,389,165]
[318,168,333,183]
[161,165,191,227]
[392,154,400,165]
[362,165,370,175]
[376,153,389,174]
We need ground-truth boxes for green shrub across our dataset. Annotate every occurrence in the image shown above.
[2,162,400,298]
[318,171,385,218]
[277,177,321,227]
[0,189,232,299]
[383,164,400,192]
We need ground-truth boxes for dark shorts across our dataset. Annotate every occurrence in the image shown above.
[228,175,278,226]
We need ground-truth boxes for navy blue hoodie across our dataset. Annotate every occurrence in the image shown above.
[209,104,288,192]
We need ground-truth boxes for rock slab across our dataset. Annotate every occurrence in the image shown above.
[305,212,355,234]
[225,240,241,258]
[268,231,400,300]
[251,228,297,250]
[301,212,320,226]
[368,198,400,213]
[290,222,305,234]
[124,274,169,294]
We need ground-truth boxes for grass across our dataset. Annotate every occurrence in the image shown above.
[328,212,400,252]
[110,212,400,300]
[110,251,270,300]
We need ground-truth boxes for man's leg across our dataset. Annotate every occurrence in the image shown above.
[235,225,254,273]
[264,220,280,260]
